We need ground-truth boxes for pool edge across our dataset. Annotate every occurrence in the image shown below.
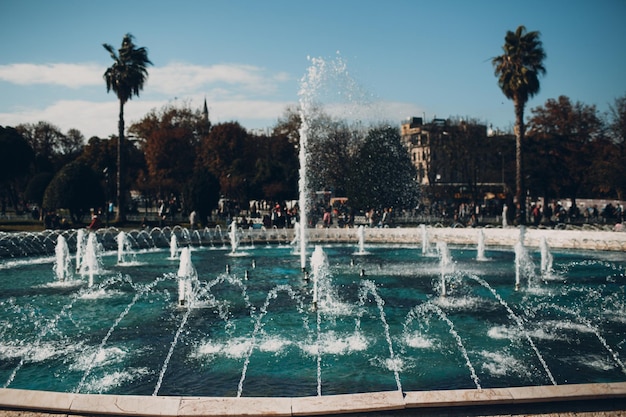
[1,382,625,416]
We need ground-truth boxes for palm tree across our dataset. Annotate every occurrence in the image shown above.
[492,25,546,225]
[103,33,152,223]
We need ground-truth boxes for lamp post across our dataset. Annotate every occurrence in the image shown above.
[499,152,505,192]
[103,167,110,228]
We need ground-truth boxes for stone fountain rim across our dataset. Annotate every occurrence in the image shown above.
[1,382,625,416]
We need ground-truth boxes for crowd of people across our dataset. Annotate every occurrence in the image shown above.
[29,193,626,232]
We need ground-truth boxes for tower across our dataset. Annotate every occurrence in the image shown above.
[201,97,211,132]
[202,98,209,124]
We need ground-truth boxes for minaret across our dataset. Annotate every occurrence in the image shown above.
[201,97,211,132]
[202,98,209,124]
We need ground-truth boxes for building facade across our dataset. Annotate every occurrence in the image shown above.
[401,116,513,202]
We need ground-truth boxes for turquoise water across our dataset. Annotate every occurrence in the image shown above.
[0,240,625,397]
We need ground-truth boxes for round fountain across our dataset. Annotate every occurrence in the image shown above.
[0,225,624,412]
[0,56,625,416]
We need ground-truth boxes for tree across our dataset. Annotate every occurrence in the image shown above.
[606,95,626,199]
[527,96,602,206]
[43,161,105,224]
[16,121,66,173]
[0,126,35,211]
[182,168,220,227]
[307,115,362,197]
[347,125,420,211]
[199,122,255,204]
[24,172,53,214]
[249,133,299,202]
[103,33,152,223]
[272,106,302,146]
[78,135,146,213]
[129,104,204,199]
[61,129,86,158]
[493,25,546,224]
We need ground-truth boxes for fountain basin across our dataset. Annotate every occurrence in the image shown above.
[0,226,624,415]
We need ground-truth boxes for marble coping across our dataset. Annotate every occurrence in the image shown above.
[0,382,625,416]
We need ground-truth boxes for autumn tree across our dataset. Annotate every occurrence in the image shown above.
[608,95,626,199]
[526,95,603,206]
[249,133,298,202]
[590,94,626,199]
[129,104,205,201]
[199,122,255,204]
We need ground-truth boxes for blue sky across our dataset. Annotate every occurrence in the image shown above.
[1,0,625,139]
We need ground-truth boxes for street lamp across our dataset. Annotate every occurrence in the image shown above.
[499,152,505,192]
[103,167,110,228]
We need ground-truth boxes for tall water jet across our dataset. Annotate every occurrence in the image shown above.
[502,205,508,228]
[53,235,73,282]
[177,247,196,307]
[355,225,368,255]
[79,232,101,287]
[169,234,179,259]
[116,231,134,264]
[228,220,239,254]
[437,241,453,297]
[310,246,326,310]
[421,224,430,255]
[309,244,346,313]
[476,228,487,261]
[514,239,534,290]
[540,236,553,278]
[297,63,315,272]
[296,54,371,271]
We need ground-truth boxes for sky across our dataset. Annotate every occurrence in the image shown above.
[1,0,625,139]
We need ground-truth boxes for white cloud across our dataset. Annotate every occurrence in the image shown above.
[149,62,289,96]
[0,97,293,139]
[0,63,103,88]
[0,100,132,138]
[0,61,291,97]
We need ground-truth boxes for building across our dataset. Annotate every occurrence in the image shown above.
[401,116,513,203]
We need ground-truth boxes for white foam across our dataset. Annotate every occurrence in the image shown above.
[479,350,529,377]
[300,331,368,356]
[487,325,559,341]
[71,346,127,371]
[83,367,149,393]
[193,338,252,360]
[79,288,122,300]
[403,332,434,349]
[258,336,292,353]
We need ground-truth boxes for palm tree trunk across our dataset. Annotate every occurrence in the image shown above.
[116,100,126,223]
[514,98,526,225]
